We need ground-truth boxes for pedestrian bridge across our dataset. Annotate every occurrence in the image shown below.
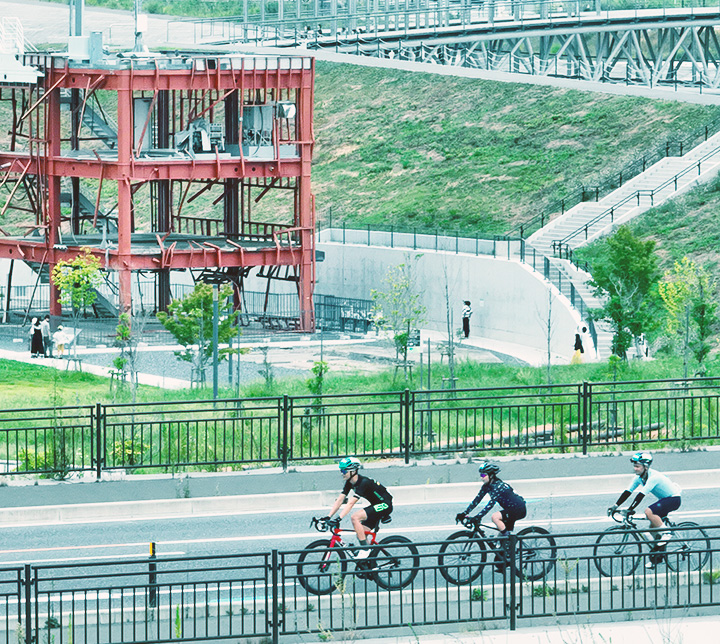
[171,2,720,88]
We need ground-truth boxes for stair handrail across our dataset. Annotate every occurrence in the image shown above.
[551,142,720,252]
[510,114,720,239]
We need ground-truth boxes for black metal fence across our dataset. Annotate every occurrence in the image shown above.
[4,525,719,643]
[1,377,720,478]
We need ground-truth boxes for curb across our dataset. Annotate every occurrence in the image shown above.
[4,468,719,527]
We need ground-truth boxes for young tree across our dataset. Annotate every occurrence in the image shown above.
[587,226,661,360]
[51,248,102,362]
[658,257,718,377]
[371,255,426,369]
[113,310,152,401]
[156,282,238,387]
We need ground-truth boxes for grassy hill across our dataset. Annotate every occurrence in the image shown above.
[311,62,720,235]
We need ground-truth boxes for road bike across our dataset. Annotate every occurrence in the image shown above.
[296,517,420,595]
[593,509,710,577]
[437,516,557,584]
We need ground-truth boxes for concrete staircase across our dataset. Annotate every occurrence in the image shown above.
[525,130,720,360]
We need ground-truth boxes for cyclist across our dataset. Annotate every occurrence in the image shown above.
[608,452,681,551]
[320,457,393,559]
[456,462,527,535]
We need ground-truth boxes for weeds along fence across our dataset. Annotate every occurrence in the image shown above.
[1,377,720,477]
[2,525,719,643]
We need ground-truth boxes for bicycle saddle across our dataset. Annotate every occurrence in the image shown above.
[380,516,392,524]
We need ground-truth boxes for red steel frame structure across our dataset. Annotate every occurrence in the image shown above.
[0,53,316,329]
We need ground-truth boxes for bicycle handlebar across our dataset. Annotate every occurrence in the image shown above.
[311,517,340,532]
[458,516,500,532]
[609,508,636,524]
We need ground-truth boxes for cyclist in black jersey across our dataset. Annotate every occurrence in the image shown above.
[456,462,526,534]
[320,457,393,559]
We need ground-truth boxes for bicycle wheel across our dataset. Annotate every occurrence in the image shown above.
[297,539,347,595]
[665,522,711,572]
[372,536,420,590]
[516,526,557,581]
[593,526,642,577]
[437,531,488,585]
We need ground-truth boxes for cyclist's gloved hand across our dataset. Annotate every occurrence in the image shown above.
[319,516,331,523]
[607,505,617,516]
[455,512,467,523]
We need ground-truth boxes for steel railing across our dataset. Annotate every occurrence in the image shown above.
[3,525,719,643]
[2,376,720,478]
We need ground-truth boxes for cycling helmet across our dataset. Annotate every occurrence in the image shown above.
[630,452,653,467]
[477,461,500,476]
[339,457,361,474]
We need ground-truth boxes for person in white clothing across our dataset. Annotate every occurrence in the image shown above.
[608,452,682,554]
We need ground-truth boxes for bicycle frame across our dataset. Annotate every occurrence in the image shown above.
[609,509,673,541]
[312,518,380,551]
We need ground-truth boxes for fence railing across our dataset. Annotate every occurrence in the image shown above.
[3,525,719,643]
[2,377,720,478]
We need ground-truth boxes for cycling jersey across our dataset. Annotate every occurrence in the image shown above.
[343,474,393,510]
[465,479,525,520]
[627,468,681,500]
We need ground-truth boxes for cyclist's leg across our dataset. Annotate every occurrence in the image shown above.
[491,511,505,533]
[647,496,681,545]
[352,503,390,544]
[646,496,680,529]
[351,508,371,544]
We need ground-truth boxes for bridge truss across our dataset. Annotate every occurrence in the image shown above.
[346,18,720,88]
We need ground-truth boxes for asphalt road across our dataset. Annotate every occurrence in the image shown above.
[4,486,720,564]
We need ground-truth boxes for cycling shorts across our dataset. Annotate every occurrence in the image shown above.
[648,495,681,518]
[501,504,527,532]
[362,502,393,530]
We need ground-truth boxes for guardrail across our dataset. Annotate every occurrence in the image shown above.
[3,525,719,643]
[2,376,720,478]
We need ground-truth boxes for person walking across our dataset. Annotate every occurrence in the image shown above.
[40,315,52,357]
[30,318,44,357]
[571,331,584,364]
[461,301,472,339]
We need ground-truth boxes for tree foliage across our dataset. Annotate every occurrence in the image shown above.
[588,226,660,359]
[658,257,718,376]
[51,248,102,315]
[371,256,426,362]
[156,282,238,386]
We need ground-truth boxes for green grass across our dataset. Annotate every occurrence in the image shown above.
[1,351,716,409]
[312,62,720,236]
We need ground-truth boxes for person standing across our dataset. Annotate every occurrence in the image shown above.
[30,318,44,357]
[461,301,472,339]
[40,315,52,357]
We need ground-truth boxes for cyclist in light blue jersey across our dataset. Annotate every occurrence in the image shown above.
[608,452,681,547]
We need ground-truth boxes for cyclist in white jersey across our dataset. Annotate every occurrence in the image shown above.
[608,452,681,548]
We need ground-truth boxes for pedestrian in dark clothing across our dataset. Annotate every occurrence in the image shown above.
[30,318,44,357]
[571,331,584,364]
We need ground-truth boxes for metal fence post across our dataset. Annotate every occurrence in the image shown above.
[149,542,157,608]
[403,389,411,464]
[271,549,280,644]
[582,381,589,455]
[23,564,32,644]
[281,396,290,471]
[95,402,103,479]
[507,534,517,630]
